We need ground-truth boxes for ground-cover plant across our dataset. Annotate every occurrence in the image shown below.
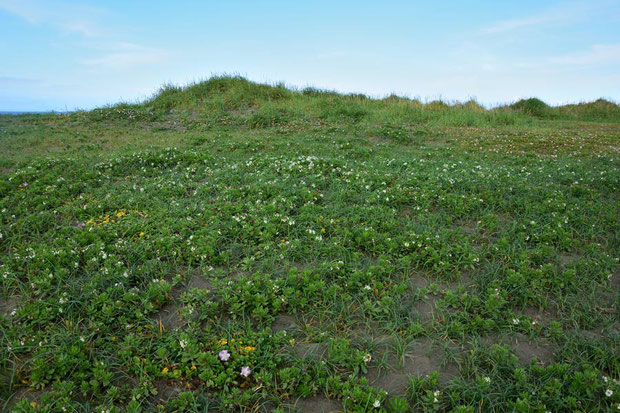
[0,77,619,412]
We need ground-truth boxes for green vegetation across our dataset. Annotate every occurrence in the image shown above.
[1,77,619,412]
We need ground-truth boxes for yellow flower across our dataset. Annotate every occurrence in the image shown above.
[162,367,169,374]
[239,345,256,353]
[217,338,228,345]
[116,211,125,218]
[30,402,38,408]
[139,232,145,237]
[191,365,197,370]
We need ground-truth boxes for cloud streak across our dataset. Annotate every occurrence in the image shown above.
[481,14,557,34]
[0,76,38,85]
[0,1,171,70]
[479,1,597,34]
[0,0,105,36]
[79,43,170,71]
[548,43,620,66]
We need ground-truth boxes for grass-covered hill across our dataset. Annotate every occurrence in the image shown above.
[1,76,619,168]
[105,76,620,127]
[0,77,619,412]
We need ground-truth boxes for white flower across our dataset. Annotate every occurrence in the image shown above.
[363,354,372,363]
[512,318,520,325]
[179,340,188,349]
[483,376,491,383]
[364,285,372,291]
[373,400,380,408]
[606,389,614,397]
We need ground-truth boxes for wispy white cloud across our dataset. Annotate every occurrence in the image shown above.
[79,43,170,70]
[0,1,171,71]
[480,1,597,35]
[0,76,38,84]
[548,43,620,66]
[0,0,105,37]
[481,14,557,34]
[0,0,42,23]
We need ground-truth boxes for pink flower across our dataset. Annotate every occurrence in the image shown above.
[218,349,230,361]
[240,366,251,377]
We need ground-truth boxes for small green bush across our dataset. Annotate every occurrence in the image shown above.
[510,98,552,118]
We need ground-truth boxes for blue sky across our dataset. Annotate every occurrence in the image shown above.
[1,0,619,111]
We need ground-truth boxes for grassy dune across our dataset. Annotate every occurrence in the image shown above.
[0,77,619,412]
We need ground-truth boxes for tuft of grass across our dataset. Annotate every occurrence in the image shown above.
[248,103,296,128]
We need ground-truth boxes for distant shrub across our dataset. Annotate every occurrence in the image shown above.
[150,84,184,110]
[426,100,450,112]
[510,98,552,118]
[458,100,486,112]
[381,94,408,103]
[347,93,369,101]
[302,87,340,98]
[555,98,620,121]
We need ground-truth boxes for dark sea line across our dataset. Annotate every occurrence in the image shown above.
[0,111,70,115]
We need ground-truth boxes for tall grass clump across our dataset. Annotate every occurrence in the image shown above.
[149,76,292,111]
[248,103,297,128]
[313,96,369,123]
